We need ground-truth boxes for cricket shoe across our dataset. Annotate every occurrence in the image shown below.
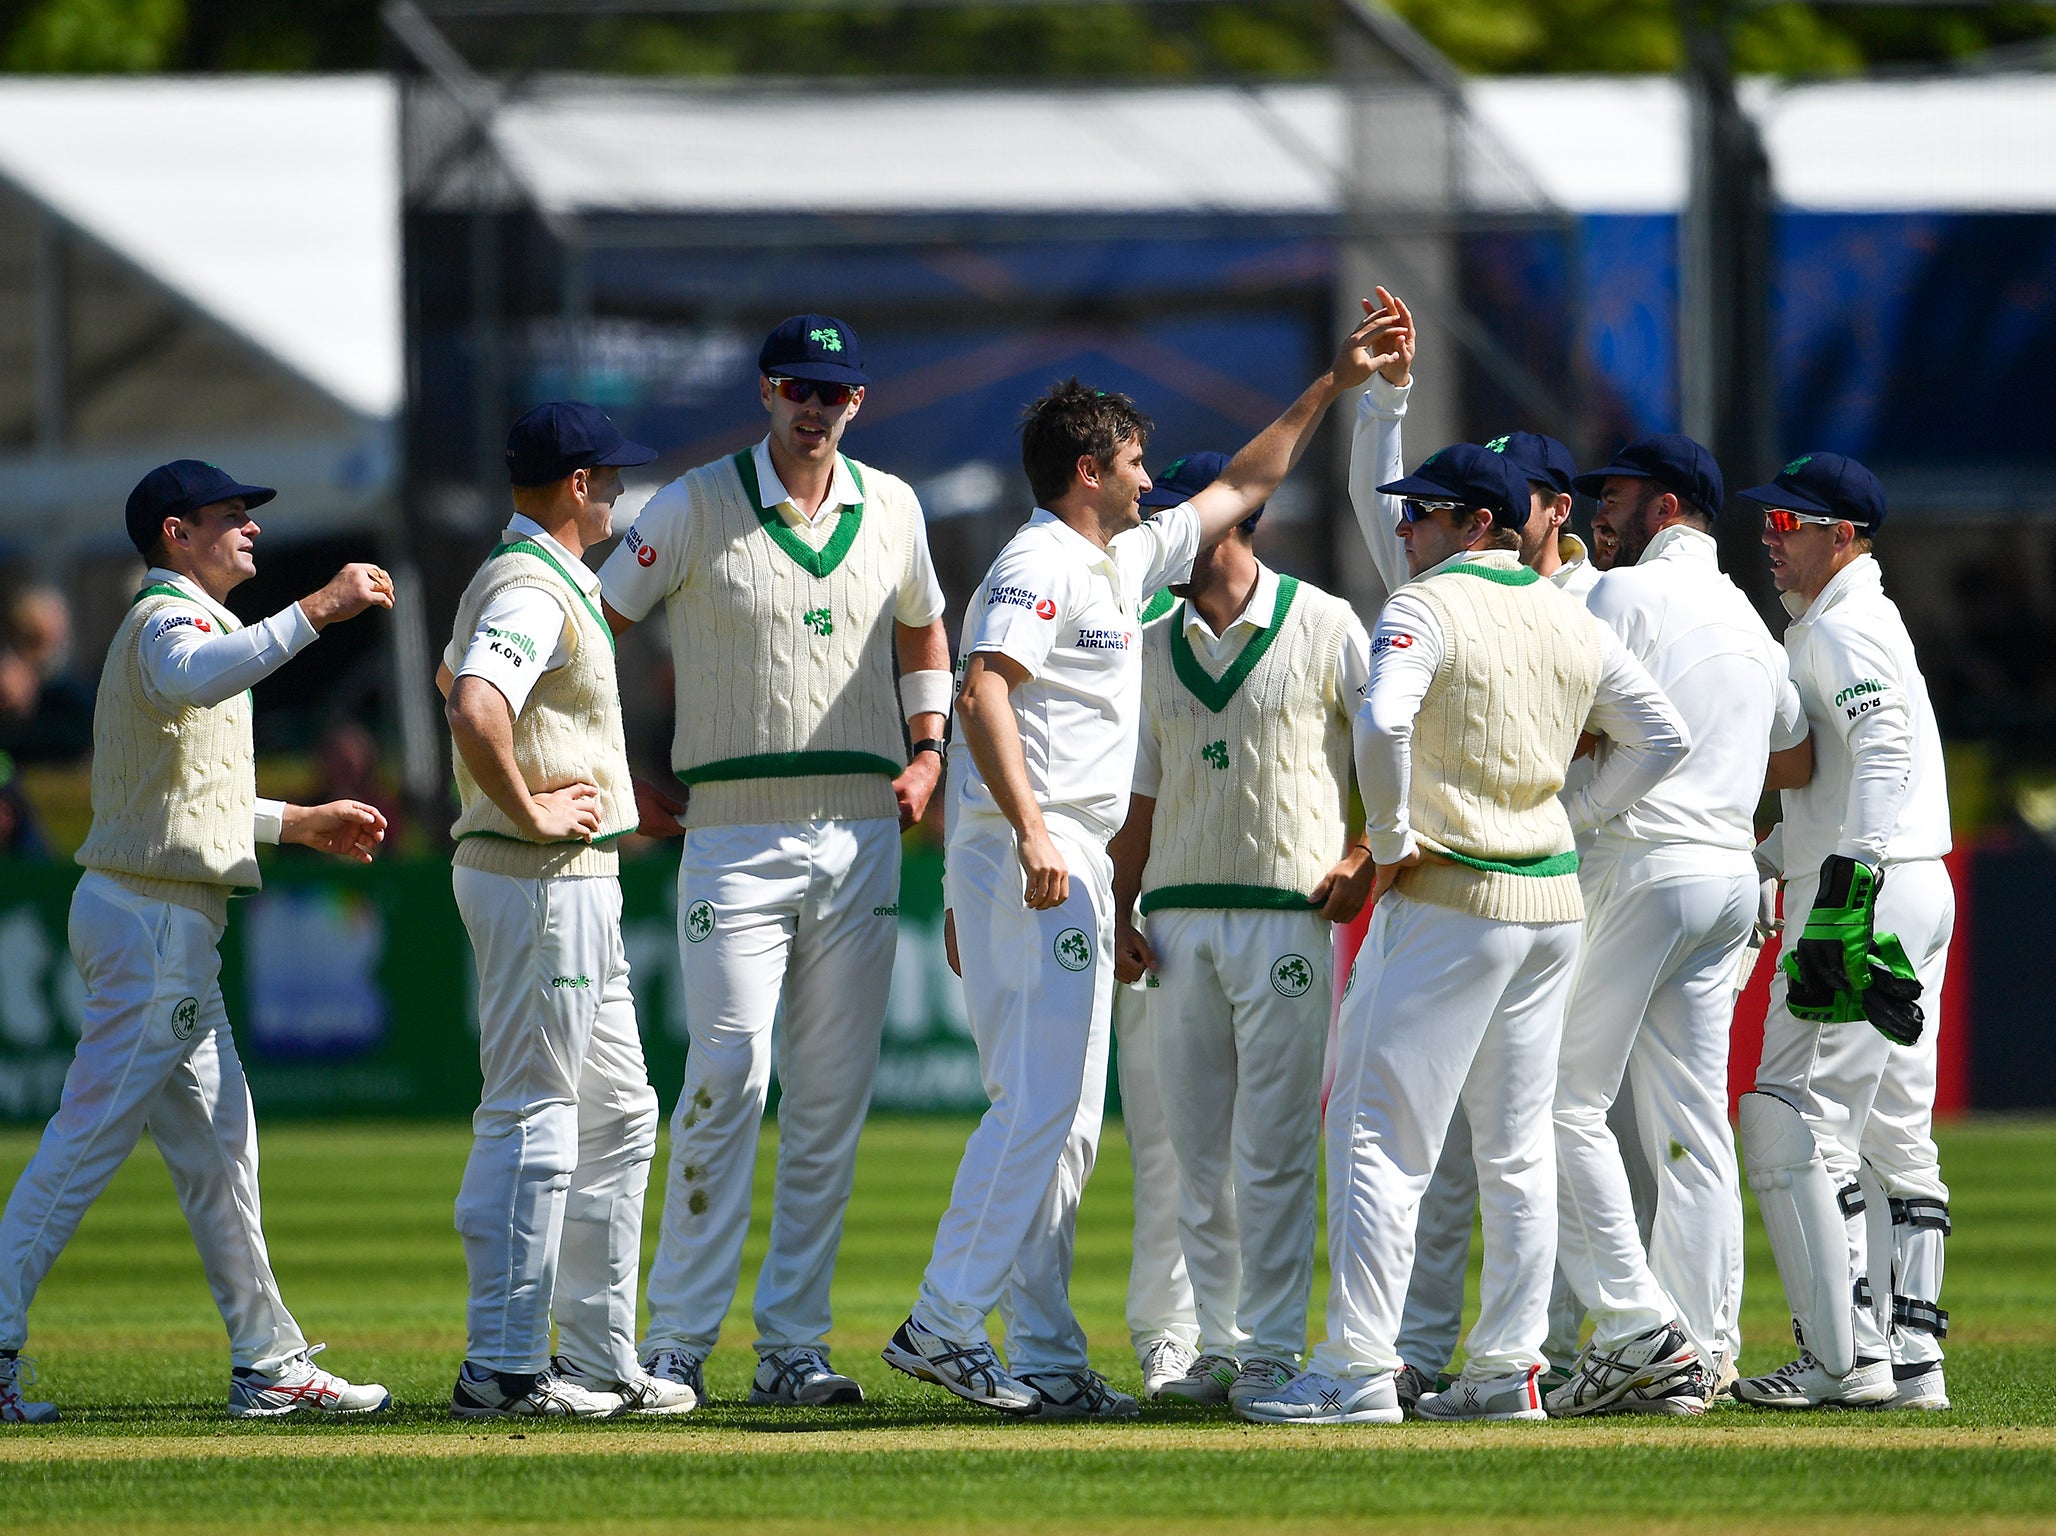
[1594,1357,1712,1417]
[1731,1353,1893,1410]
[751,1346,863,1406]
[1020,1368,1139,1420]
[550,1356,697,1416]
[1891,1362,1950,1411]
[1156,1352,1239,1405]
[1393,1363,1437,1417]
[1235,1369,1402,1425]
[1416,1364,1546,1423]
[1228,1356,1299,1413]
[1544,1321,1699,1418]
[882,1316,1039,1415]
[228,1345,390,1418]
[1711,1347,1739,1400]
[1137,1336,1199,1401]
[0,1353,56,1424]
[450,1361,625,1419]
[640,1347,707,1402]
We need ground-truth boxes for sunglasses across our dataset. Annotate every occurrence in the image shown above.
[1761,506,1846,533]
[1400,498,1468,523]
[768,376,859,408]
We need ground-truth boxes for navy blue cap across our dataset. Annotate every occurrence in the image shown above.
[124,459,276,557]
[1378,442,1531,530]
[1139,450,1265,533]
[759,313,868,386]
[1572,433,1724,519]
[1738,452,1887,530]
[1486,431,1576,497]
[505,401,657,488]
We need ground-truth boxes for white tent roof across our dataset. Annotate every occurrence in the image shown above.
[0,75,399,419]
[0,69,2051,434]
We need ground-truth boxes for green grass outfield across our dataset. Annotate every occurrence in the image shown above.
[4,1115,2055,1532]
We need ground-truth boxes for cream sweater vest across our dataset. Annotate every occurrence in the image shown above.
[666,451,915,828]
[1138,575,1356,912]
[76,586,259,925]
[1398,554,1601,924]
[449,540,636,879]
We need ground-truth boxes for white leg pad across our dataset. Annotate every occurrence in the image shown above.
[1890,1196,1949,1366]
[1740,1091,1855,1377]
[1856,1163,1893,1340]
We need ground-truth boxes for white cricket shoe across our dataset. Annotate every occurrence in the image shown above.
[1156,1352,1239,1405]
[1235,1368,1402,1425]
[882,1316,1039,1415]
[1228,1356,1299,1412]
[1598,1357,1712,1417]
[551,1355,697,1416]
[751,1346,864,1406]
[1732,1353,1894,1410]
[1393,1363,1437,1417]
[0,1353,56,1424]
[449,1361,625,1419]
[1137,1336,1199,1401]
[1416,1364,1546,1422]
[1891,1362,1950,1411]
[1544,1321,1699,1418]
[228,1345,390,1418]
[641,1347,707,1402]
[1020,1368,1139,1420]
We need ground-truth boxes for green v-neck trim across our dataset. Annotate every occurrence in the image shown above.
[733,449,865,580]
[492,539,614,652]
[1168,575,1299,715]
[1441,560,1539,588]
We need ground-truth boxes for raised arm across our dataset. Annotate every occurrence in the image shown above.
[1347,290,1418,598]
[144,563,391,710]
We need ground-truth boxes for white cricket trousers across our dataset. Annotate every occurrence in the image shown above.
[1112,979,1199,1353]
[643,817,899,1357]
[1313,892,1579,1380]
[1148,907,1329,1361]
[1757,857,1953,1368]
[914,813,1112,1374]
[1555,839,1754,1365]
[0,872,306,1370]
[1397,1096,1656,1374]
[454,868,656,1380]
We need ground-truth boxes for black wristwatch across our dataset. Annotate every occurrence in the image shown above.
[910,737,946,762]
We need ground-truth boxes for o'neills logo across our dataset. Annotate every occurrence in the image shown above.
[1834,678,1885,708]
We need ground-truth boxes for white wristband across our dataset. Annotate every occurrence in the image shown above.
[900,668,954,723]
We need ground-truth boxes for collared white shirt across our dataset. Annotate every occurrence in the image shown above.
[1574,523,1806,853]
[599,435,945,628]
[445,514,596,716]
[1355,549,1687,866]
[1132,561,1371,798]
[952,502,1201,841]
[134,567,312,844]
[1776,553,1950,872]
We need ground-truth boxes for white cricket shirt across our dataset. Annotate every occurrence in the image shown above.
[1576,523,1807,854]
[953,502,1200,842]
[445,514,585,716]
[1777,553,1950,873]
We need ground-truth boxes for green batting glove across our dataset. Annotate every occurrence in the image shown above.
[1860,931,1924,1047]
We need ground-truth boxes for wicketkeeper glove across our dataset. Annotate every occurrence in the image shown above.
[1781,854,1924,1045]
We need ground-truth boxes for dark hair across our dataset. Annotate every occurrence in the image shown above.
[1019,379,1152,507]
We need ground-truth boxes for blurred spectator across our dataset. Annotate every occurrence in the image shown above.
[309,720,406,849]
[0,749,50,861]
[0,584,93,764]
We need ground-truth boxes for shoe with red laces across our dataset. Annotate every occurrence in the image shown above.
[1,1352,57,1424]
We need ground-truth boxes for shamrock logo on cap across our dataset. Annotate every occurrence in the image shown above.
[1485,435,1510,453]
[1783,454,1814,475]
[809,327,844,352]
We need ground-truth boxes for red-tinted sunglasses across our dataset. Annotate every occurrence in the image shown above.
[1761,506,1845,533]
[768,376,859,408]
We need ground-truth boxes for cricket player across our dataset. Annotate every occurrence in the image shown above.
[1240,444,1687,1425]
[1732,454,1954,1411]
[0,460,392,1424]
[440,403,690,1420]
[1110,450,1375,1411]
[886,309,1401,1418]
[1545,435,1812,1417]
[599,315,950,1406]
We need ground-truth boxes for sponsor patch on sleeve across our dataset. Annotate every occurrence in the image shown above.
[989,583,1055,619]
[1369,631,1415,656]
[624,524,657,567]
[1834,676,1889,721]
[152,610,211,639]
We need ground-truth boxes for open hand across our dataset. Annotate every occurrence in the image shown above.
[1360,287,1415,386]
[282,799,387,863]
[526,782,601,842]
